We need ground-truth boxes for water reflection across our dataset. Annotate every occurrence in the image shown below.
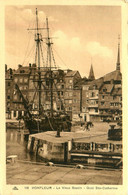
[6,129,36,162]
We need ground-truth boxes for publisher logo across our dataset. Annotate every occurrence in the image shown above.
[12,186,18,190]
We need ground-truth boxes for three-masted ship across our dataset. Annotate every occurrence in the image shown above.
[15,8,72,134]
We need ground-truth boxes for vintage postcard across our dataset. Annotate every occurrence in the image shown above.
[0,0,128,195]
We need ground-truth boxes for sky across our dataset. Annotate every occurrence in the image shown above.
[5,5,121,78]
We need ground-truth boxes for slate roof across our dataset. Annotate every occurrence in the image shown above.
[89,77,104,90]
[103,70,122,82]
[100,83,114,93]
[65,70,80,77]
[15,66,31,74]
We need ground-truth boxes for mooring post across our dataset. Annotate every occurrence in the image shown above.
[109,143,112,152]
[56,125,61,137]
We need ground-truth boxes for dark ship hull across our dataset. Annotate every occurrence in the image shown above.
[24,115,72,134]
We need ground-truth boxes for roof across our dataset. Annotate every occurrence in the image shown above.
[100,83,114,93]
[15,66,31,74]
[89,77,104,90]
[112,87,122,95]
[103,70,122,82]
[65,70,80,77]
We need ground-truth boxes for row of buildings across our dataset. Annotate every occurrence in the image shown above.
[5,43,122,122]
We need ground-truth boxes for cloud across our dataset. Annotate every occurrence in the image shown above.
[86,41,113,58]
[53,30,82,52]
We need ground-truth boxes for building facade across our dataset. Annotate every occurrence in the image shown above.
[5,39,122,122]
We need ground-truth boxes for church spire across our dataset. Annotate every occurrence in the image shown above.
[116,35,120,71]
[88,59,95,81]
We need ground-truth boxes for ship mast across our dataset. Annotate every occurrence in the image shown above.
[28,9,55,117]
[35,8,42,115]
[46,18,54,117]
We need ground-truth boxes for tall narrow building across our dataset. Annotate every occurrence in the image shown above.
[88,64,95,81]
[116,35,120,71]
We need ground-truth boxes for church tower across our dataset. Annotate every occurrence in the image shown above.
[116,35,120,71]
[88,62,95,81]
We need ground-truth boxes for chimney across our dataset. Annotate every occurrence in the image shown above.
[5,64,7,72]
[18,64,22,69]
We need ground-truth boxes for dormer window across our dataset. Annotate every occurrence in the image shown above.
[93,85,97,89]
[20,70,25,73]
[103,88,107,92]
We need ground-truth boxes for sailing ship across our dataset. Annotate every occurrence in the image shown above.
[15,8,72,134]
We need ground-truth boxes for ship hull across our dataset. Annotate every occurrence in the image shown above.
[24,117,71,134]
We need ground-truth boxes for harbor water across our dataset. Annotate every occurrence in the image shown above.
[6,129,39,162]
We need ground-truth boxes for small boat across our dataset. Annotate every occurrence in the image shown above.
[108,124,122,141]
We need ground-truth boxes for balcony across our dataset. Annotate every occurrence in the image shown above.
[88,104,98,108]
[89,96,98,100]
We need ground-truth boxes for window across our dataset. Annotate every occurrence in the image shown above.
[19,78,23,83]
[69,100,72,104]
[93,85,97,89]
[95,108,98,112]
[83,86,89,90]
[24,78,28,83]
[19,86,23,90]
[7,102,10,107]
[20,70,25,73]
[57,106,60,110]
[69,92,72,97]
[7,96,10,99]
[61,91,63,96]
[102,95,104,99]
[91,92,94,97]
[13,111,16,117]
[113,96,116,100]
[103,88,107,92]
[14,78,18,83]
[13,95,17,100]
[8,82,10,86]
[24,86,28,90]
[61,85,64,89]
[74,99,77,103]
[61,105,64,110]
[69,107,72,111]
[101,102,104,105]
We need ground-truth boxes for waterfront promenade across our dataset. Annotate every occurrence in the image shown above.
[6,161,122,185]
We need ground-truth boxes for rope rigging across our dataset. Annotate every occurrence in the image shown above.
[53,47,69,70]
[39,41,45,67]
[51,45,57,69]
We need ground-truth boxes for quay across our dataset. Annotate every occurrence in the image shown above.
[6,161,122,184]
[27,122,122,167]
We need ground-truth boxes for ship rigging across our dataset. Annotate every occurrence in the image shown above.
[15,8,72,134]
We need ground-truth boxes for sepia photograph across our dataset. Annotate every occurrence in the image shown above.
[1,1,128,195]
